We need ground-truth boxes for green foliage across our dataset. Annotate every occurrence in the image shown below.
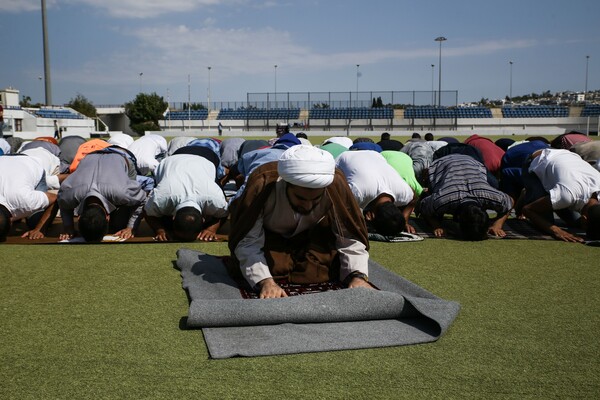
[124,92,168,135]
[372,97,384,108]
[67,93,97,118]
[19,95,43,108]
[182,102,206,110]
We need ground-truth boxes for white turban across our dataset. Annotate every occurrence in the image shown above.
[278,145,335,189]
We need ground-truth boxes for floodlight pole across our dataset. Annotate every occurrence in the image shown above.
[207,66,211,131]
[431,64,435,105]
[585,55,590,99]
[509,61,513,102]
[435,36,447,108]
[274,65,278,108]
[41,0,52,106]
[356,64,360,108]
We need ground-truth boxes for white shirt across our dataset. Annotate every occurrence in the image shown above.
[20,147,61,190]
[144,154,228,218]
[0,156,49,219]
[107,133,134,149]
[128,134,168,175]
[336,150,414,209]
[234,179,369,287]
[529,148,600,211]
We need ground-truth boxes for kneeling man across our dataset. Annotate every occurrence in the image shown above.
[228,145,371,299]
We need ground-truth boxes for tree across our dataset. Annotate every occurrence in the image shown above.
[19,95,43,108]
[67,93,97,118]
[20,95,32,107]
[124,92,168,135]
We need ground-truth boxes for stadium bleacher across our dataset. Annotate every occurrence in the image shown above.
[36,108,83,119]
[165,109,209,120]
[216,108,301,120]
[501,105,569,118]
[403,106,492,119]
[581,104,600,117]
[308,107,393,120]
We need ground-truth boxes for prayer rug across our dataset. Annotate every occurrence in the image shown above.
[175,249,461,359]
[368,232,425,242]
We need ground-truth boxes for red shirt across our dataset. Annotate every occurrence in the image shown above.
[464,134,505,174]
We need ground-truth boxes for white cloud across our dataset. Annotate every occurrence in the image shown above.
[59,23,541,89]
[0,0,43,12]
[67,0,238,19]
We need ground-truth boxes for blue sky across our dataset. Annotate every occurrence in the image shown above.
[1,0,599,107]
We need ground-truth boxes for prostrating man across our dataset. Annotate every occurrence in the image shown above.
[499,140,549,202]
[419,154,513,240]
[570,140,600,171]
[228,145,371,299]
[0,155,58,240]
[58,148,147,242]
[336,150,417,235]
[143,153,228,242]
[464,134,505,176]
[127,134,167,176]
[519,148,600,242]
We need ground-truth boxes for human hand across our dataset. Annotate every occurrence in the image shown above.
[488,226,506,237]
[258,278,288,299]
[21,229,45,240]
[433,227,445,237]
[550,226,583,243]
[347,277,373,289]
[197,228,218,242]
[153,229,168,242]
[115,228,134,239]
[59,232,74,241]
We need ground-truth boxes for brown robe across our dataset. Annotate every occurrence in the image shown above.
[228,161,369,284]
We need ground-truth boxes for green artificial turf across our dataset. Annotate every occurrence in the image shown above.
[1,240,598,399]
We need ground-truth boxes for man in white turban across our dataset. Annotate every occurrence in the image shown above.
[228,145,372,299]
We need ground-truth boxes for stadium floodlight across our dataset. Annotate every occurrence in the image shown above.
[435,36,447,108]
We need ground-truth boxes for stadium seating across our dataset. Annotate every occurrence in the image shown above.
[403,106,492,119]
[308,107,393,119]
[216,108,301,120]
[501,105,569,118]
[165,109,209,120]
[581,104,600,117]
[36,108,83,119]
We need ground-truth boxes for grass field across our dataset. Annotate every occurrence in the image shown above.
[1,239,598,399]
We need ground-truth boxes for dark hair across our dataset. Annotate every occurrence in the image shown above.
[458,203,489,241]
[424,133,434,141]
[412,132,422,139]
[372,202,406,236]
[79,205,108,242]
[173,207,203,242]
[353,137,374,144]
[0,205,12,242]
[380,132,391,141]
[586,204,600,240]
[295,132,308,139]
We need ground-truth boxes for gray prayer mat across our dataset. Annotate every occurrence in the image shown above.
[175,249,460,359]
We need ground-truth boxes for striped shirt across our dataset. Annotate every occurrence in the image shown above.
[420,154,512,217]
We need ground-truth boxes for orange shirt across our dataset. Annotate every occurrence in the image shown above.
[69,139,111,173]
